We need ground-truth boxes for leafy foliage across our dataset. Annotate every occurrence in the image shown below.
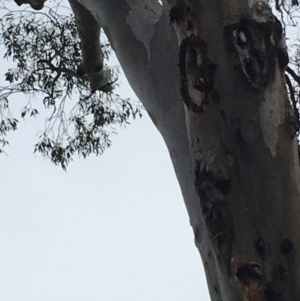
[0,3,141,169]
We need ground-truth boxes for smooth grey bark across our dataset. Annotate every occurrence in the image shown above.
[13,0,300,300]
[74,0,219,297]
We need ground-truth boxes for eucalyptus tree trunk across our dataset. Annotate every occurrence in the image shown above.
[15,0,300,300]
[76,0,300,300]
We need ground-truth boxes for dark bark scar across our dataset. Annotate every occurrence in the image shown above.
[179,36,216,112]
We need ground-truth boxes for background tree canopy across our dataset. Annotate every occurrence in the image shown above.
[0,1,142,169]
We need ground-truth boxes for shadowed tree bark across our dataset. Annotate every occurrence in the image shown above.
[12,0,300,300]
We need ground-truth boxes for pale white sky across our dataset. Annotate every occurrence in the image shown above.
[0,3,211,299]
[0,112,210,301]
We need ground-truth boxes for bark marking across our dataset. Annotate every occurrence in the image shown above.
[179,37,216,112]
[254,235,266,257]
[280,238,293,256]
[194,159,232,255]
[236,262,262,282]
[126,1,162,59]
[231,2,288,89]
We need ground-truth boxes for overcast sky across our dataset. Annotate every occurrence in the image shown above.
[0,3,210,299]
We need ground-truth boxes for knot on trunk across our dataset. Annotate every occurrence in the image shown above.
[179,37,216,111]
[230,5,288,89]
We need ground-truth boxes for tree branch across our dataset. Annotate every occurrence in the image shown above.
[286,66,300,86]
